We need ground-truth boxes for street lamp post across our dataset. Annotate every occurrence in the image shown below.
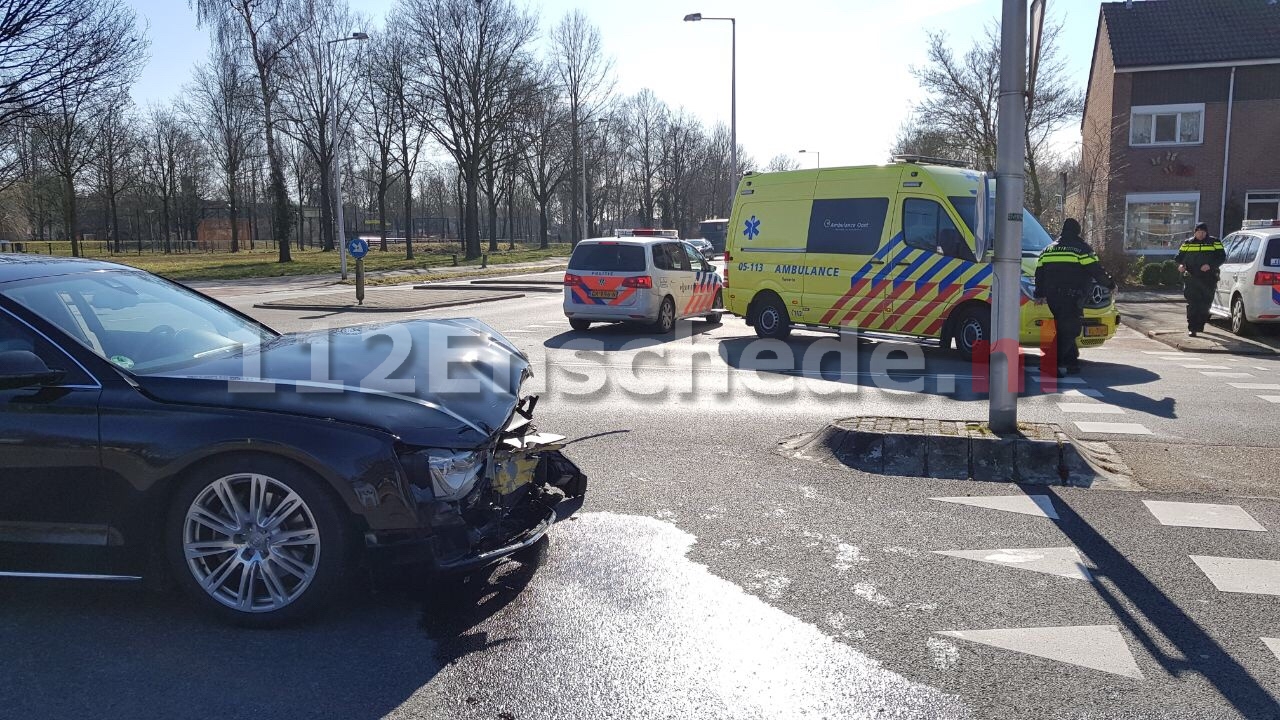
[327,32,369,280]
[799,149,820,168]
[684,13,735,210]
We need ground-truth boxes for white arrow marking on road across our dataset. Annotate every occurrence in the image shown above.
[933,547,1095,581]
[1181,364,1229,370]
[1258,395,1280,404]
[1142,501,1266,532]
[1201,372,1255,378]
[936,625,1143,679]
[1191,556,1280,596]
[1264,638,1280,663]
[1230,383,1280,391]
[930,494,1059,519]
[1074,422,1154,435]
[1057,403,1126,414]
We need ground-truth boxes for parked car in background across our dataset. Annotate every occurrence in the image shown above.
[563,229,723,333]
[0,256,586,626]
[1213,219,1280,335]
[686,237,716,260]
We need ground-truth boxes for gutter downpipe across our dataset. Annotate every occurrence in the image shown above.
[1219,67,1235,238]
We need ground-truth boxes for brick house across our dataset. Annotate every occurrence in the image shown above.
[1073,0,1280,263]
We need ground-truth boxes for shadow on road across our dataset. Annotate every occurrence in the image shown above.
[1034,487,1279,717]
[544,318,721,351]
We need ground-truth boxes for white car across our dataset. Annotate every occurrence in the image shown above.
[563,231,724,333]
[1212,220,1280,335]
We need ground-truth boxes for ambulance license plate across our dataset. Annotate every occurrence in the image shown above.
[1083,326,1107,337]
[589,290,618,299]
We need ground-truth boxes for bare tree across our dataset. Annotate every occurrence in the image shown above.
[142,108,187,254]
[376,21,425,259]
[0,0,149,130]
[30,0,144,256]
[518,68,570,249]
[355,33,398,252]
[764,153,800,173]
[403,0,537,260]
[550,10,614,244]
[621,89,665,227]
[194,0,312,262]
[93,94,140,252]
[908,20,1083,218]
[188,38,258,252]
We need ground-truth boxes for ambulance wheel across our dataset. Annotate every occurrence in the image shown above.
[752,294,791,339]
[654,296,676,334]
[569,319,591,332]
[953,305,990,361]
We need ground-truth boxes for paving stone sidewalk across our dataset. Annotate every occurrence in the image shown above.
[1117,300,1279,354]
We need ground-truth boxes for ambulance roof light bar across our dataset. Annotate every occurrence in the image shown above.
[1242,219,1280,229]
[890,154,971,169]
[614,228,679,238]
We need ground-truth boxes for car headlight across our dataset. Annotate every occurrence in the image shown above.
[1019,276,1037,300]
[427,450,485,501]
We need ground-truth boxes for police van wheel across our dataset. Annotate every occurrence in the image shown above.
[654,296,676,334]
[702,292,724,324]
[953,306,990,361]
[753,294,791,339]
[1231,296,1254,336]
[569,319,591,332]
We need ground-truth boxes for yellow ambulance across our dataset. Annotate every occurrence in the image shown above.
[723,157,1119,359]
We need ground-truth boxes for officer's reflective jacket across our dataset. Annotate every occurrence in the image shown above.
[1174,235,1226,281]
[1034,236,1116,299]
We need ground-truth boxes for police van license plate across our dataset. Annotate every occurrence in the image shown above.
[1084,326,1107,337]
[589,290,618,299]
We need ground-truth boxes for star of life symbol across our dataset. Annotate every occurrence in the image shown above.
[744,216,761,240]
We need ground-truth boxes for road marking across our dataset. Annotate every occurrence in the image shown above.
[1074,422,1153,435]
[1264,638,1280,663]
[1058,388,1104,398]
[933,547,1094,581]
[1259,395,1280,404]
[930,495,1058,519]
[1201,372,1255,378]
[1230,383,1280,390]
[1028,373,1087,385]
[1142,501,1265,532]
[1057,403,1125,414]
[1190,556,1280,596]
[1181,364,1229,370]
[935,626,1143,679]
[1143,351,1185,355]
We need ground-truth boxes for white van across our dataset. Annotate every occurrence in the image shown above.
[563,230,724,333]
[1213,220,1280,335]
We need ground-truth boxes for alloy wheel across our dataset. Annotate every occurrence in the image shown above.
[183,473,321,613]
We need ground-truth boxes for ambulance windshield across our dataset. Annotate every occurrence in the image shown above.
[949,197,1054,256]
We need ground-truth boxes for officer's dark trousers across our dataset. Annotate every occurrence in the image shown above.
[1183,276,1215,333]
[1047,295,1083,370]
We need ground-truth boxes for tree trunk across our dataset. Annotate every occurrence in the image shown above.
[487,186,498,253]
[109,190,121,254]
[464,164,481,260]
[318,164,334,252]
[378,179,388,253]
[161,194,171,254]
[538,198,549,250]
[229,180,240,254]
[403,180,414,260]
[65,175,79,257]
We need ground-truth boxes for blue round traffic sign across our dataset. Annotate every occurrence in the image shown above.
[346,238,369,259]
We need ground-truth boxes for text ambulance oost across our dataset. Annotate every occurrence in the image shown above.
[722,158,1119,359]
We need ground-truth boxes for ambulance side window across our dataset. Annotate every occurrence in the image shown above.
[902,198,975,262]
[806,198,888,255]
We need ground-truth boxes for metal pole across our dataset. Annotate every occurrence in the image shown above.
[989,0,1028,434]
[333,108,347,280]
[729,18,737,210]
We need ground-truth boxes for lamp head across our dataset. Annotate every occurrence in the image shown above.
[683,13,702,21]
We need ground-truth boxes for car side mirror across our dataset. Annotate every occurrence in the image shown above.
[0,350,64,390]
[701,262,713,273]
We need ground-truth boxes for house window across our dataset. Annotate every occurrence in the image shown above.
[1130,104,1204,146]
[1246,191,1280,221]
[1124,192,1200,253]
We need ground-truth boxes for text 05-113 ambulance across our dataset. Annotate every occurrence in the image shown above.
[723,156,1119,359]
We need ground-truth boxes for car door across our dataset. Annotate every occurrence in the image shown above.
[681,242,719,316]
[891,195,981,337]
[801,194,894,330]
[653,242,690,313]
[0,306,107,575]
[1215,234,1243,313]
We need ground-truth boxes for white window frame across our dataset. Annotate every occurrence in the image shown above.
[1123,191,1201,255]
[1245,190,1280,222]
[1129,103,1205,147]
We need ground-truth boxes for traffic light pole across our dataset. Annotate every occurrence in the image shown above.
[989,0,1028,434]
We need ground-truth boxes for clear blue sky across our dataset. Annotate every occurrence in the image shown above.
[129,0,1102,166]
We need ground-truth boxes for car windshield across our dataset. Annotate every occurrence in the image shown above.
[568,243,646,272]
[2,270,278,375]
[949,196,1055,256]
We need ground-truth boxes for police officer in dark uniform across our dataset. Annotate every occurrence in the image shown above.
[1175,222,1226,337]
[1034,219,1116,376]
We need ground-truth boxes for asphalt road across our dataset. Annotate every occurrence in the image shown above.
[4,270,1280,720]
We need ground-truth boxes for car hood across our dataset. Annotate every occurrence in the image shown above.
[132,318,531,448]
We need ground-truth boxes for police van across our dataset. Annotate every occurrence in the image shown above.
[1212,219,1280,335]
[563,229,724,333]
[723,157,1119,359]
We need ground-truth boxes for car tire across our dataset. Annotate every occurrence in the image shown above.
[654,296,676,334]
[165,454,354,628]
[569,318,591,332]
[702,291,723,324]
[752,293,791,339]
[952,305,991,361]
[1231,296,1255,337]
